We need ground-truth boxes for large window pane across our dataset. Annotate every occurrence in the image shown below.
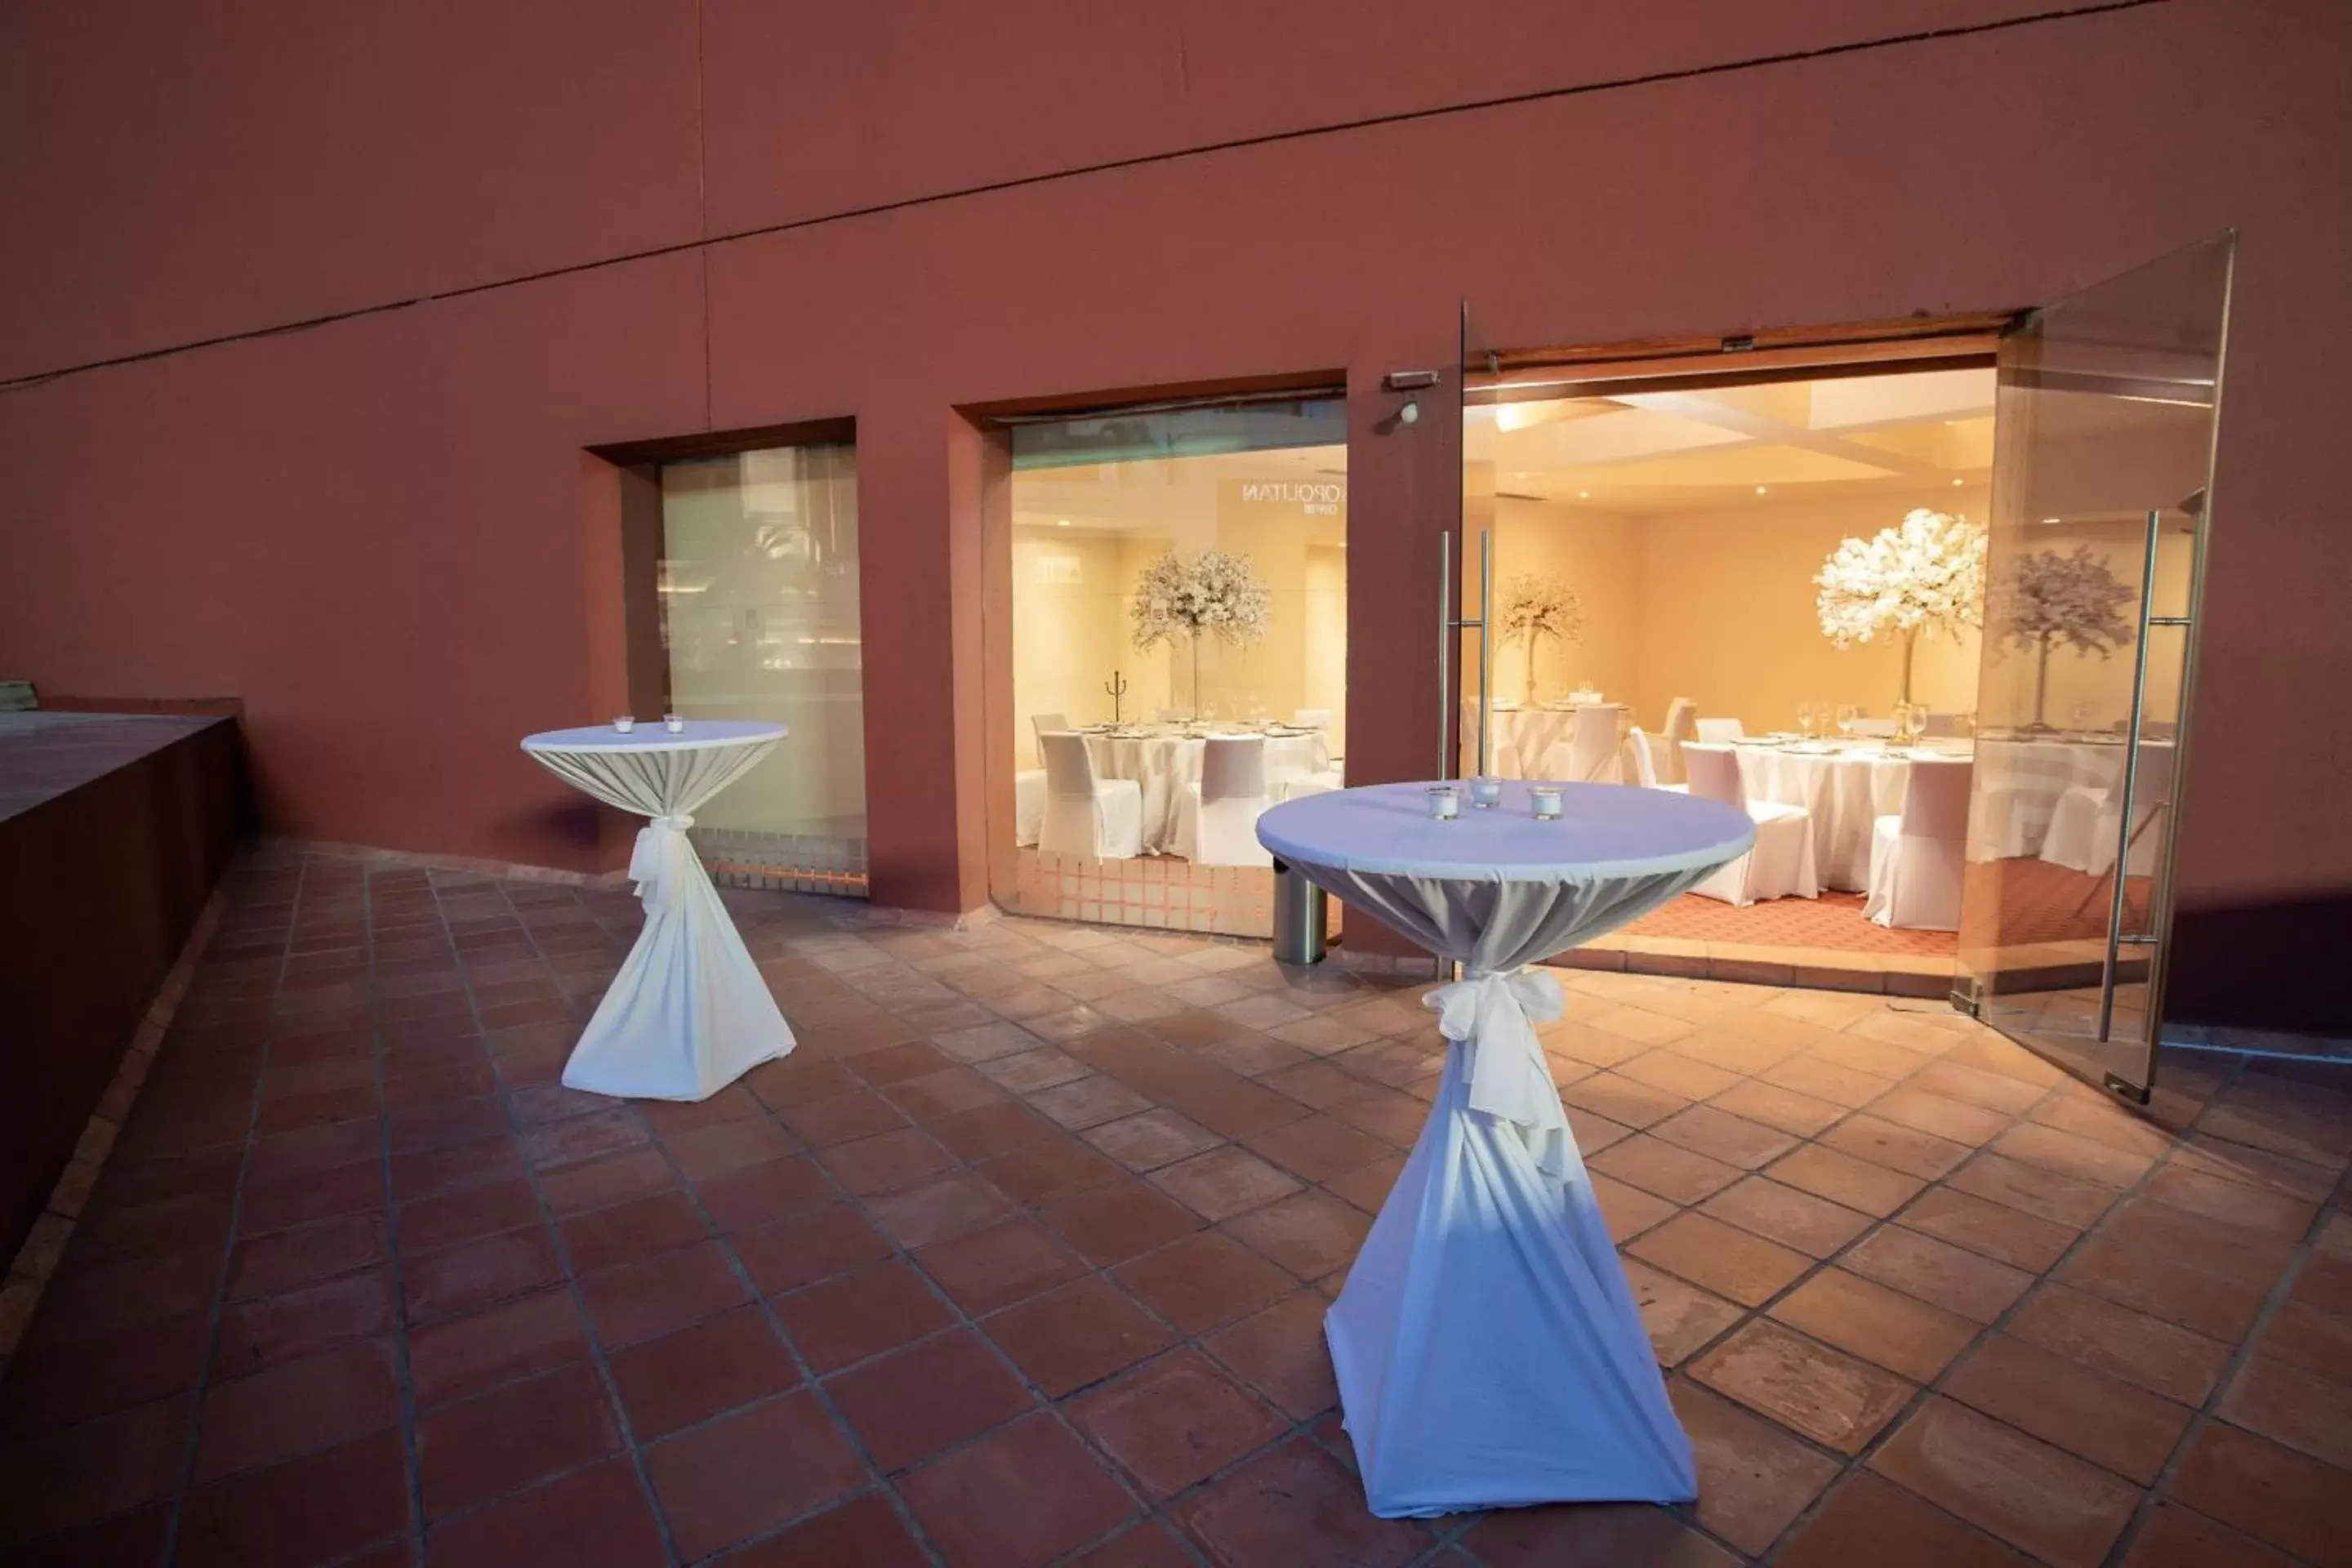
[995,395,1348,934]
[659,443,866,893]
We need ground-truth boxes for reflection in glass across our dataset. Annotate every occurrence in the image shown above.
[1960,233,2234,1098]
[659,443,866,892]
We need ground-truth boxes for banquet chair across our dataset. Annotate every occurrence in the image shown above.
[1695,717,1745,743]
[1014,712,1072,847]
[1659,697,1697,784]
[1036,732,1144,859]
[1864,757,1974,929]
[1682,742,1820,906]
[1627,728,1685,794]
[2041,739,2173,889]
[1174,735,1275,866]
[1539,704,1624,783]
[1920,711,1967,739]
[1292,708,1332,730]
[1847,716,1898,738]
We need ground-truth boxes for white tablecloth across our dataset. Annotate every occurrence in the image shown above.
[1463,703,1628,780]
[1256,782,1751,1517]
[1084,728,1329,852]
[1971,735,2127,858]
[521,720,796,1100]
[1731,742,1922,891]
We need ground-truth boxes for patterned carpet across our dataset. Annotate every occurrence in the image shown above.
[1623,862,2153,959]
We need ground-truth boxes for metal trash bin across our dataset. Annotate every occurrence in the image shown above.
[1272,858,1328,965]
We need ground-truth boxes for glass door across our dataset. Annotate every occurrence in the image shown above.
[1959,234,2235,1102]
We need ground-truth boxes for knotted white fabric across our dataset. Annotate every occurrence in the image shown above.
[1424,967,1575,1179]
[628,813,699,914]
[522,722,795,1102]
[1256,781,1753,1519]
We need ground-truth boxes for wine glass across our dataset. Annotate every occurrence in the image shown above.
[1796,701,1815,738]
[1835,704,1859,740]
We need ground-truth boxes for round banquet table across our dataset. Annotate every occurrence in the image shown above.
[521,720,796,1101]
[1731,741,1918,891]
[1255,781,1753,1517]
[1083,728,1329,852]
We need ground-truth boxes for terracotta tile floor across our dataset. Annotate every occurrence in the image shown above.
[2,848,2349,1567]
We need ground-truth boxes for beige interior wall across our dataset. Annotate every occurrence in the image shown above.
[1489,497,1641,708]
[1628,485,1989,733]
[1008,458,1348,769]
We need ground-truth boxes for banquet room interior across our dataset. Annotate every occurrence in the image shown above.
[983,363,2180,1003]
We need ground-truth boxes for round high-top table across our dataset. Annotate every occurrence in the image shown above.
[521,720,795,1101]
[1256,780,1753,1518]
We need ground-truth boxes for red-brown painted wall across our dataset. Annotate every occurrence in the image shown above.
[2,0,2348,1023]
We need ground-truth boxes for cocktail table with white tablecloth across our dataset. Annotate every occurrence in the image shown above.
[1081,728,1329,853]
[1256,782,1753,1517]
[520,720,796,1101]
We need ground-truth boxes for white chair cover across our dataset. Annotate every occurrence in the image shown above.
[1013,768,1045,846]
[1038,731,1144,859]
[1293,708,1333,729]
[2041,740,2173,875]
[1659,697,1697,785]
[1627,728,1685,794]
[1847,717,1898,738]
[522,725,795,1101]
[1174,736,1273,866]
[1256,782,1750,1517]
[1865,757,1974,929]
[1694,716,1745,743]
[1682,742,1820,906]
[1562,705,1624,784]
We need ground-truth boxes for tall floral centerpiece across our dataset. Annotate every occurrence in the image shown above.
[1815,508,1987,725]
[1989,545,2136,730]
[1497,572,1585,704]
[1129,548,1272,719]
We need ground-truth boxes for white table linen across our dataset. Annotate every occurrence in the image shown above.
[521,721,796,1101]
[1083,728,1327,853]
[1731,742,1913,891]
[1257,782,1752,1517]
[1466,702,1628,780]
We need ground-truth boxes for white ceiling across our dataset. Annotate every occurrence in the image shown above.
[1009,367,2000,532]
[1469,366,1997,511]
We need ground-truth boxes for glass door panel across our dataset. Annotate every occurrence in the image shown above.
[1960,234,2234,1101]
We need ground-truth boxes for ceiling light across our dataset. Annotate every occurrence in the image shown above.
[1056,519,1071,527]
[1952,478,1964,487]
[1578,491,1589,500]
[1755,486,1768,496]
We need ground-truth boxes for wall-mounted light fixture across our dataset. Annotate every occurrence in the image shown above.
[1384,369,1440,427]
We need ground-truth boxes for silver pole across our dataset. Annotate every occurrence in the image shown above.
[1477,529,1494,777]
[2097,509,2163,1045]
[1437,532,1453,780]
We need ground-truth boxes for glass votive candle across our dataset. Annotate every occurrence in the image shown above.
[612,715,636,733]
[1468,777,1503,809]
[1426,785,1460,821]
[1529,786,1564,820]
[663,714,686,733]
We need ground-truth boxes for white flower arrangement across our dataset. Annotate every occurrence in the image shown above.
[1814,508,1988,650]
[1989,545,2138,727]
[1496,572,1585,703]
[1129,548,1272,652]
[1129,548,1272,719]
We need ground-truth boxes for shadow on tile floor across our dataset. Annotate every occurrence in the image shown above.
[0,846,2346,1567]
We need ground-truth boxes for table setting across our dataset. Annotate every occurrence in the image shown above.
[519,716,797,1101]
[1079,720,1331,851]
[1257,779,1753,1517]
